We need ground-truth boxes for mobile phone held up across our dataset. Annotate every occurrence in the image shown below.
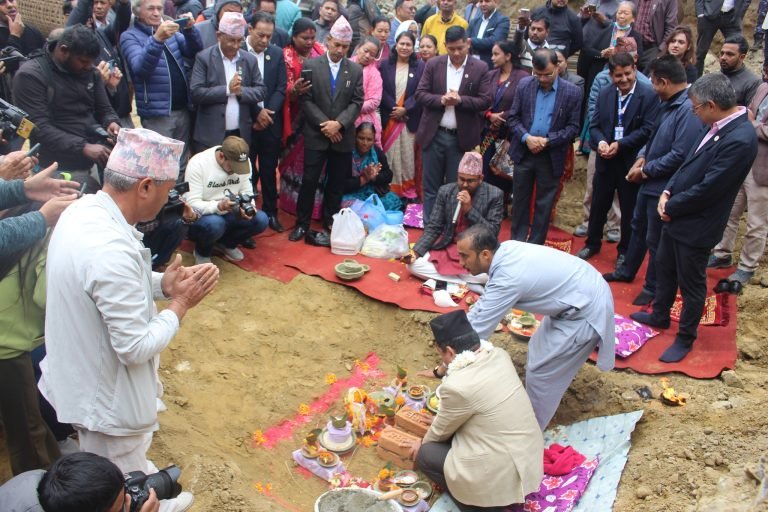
[300,68,313,85]
[586,4,597,13]
[173,17,190,28]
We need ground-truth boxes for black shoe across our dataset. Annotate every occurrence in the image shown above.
[728,280,744,295]
[632,290,654,306]
[268,215,285,233]
[659,337,694,363]
[713,278,731,293]
[241,238,257,249]
[603,271,632,283]
[629,311,670,329]
[577,247,599,260]
[305,230,331,247]
[288,226,307,242]
[615,254,625,268]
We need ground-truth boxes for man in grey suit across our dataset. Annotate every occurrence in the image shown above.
[288,16,363,247]
[190,12,267,153]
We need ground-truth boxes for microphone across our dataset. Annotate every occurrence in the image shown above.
[452,200,462,224]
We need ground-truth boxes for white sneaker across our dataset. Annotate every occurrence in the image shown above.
[194,251,212,265]
[215,244,244,262]
[159,492,195,512]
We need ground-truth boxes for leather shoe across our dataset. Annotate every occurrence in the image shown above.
[241,238,257,249]
[659,337,694,363]
[576,247,599,260]
[713,278,731,294]
[632,290,654,306]
[268,215,285,233]
[305,230,331,247]
[288,226,308,242]
[629,311,670,329]
[729,280,744,295]
[603,271,632,283]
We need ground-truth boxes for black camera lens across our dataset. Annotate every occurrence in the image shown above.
[145,466,182,501]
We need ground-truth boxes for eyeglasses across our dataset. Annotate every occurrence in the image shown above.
[531,69,557,78]
[691,102,706,112]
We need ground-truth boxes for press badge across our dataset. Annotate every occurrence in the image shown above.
[614,126,624,140]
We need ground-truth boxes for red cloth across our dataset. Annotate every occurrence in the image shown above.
[543,444,586,476]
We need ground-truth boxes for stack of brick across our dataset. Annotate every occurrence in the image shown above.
[376,407,434,469]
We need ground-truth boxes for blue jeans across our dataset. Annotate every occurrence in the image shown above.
[142,218,188,270]
[188,211,268,256]
[615,193,662,295]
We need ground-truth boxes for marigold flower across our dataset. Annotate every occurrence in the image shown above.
[251,430,267,446]
[325,373,337,385]
[298,403,311,416]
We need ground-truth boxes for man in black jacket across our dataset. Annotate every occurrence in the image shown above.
[13,25,120,191]
[631,73,757,362]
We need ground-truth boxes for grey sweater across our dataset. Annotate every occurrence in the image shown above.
[723,66,761,107]
[0,469,45,511]
[0,179,46,259]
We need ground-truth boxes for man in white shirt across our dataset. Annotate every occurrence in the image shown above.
[467,0,509,67]
[186,136,269,263]
[190,11,266,153]
[40,128,219,512]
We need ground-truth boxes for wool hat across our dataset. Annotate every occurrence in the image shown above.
[219,136,251,175]
[105,128,184,181]
[329,15,353,42]
[430,310,480,348]
[458,151,483,176]
[218,11,246,37]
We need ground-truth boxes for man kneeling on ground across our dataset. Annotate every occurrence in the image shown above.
[408,310,543,512]
[185,136,269,264]
[403,151,503,292]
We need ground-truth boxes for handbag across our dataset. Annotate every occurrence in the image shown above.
[489,139,514,180]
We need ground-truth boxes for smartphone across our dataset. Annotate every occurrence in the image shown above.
[300,68,313,84]
[108,59,116,70]
[77,181,87,198]
[26,142,41,158]
[173,17,190,28]
[586,4,597,13]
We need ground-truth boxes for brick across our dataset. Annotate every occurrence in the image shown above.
[395,407,432,438]
[378,427,420,455]
[376,445,415,470]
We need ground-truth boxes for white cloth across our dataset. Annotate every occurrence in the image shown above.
[440,56,467,129]
[466,241,615,428]
[220,45,241,130]
[184,146,254,215]
[721,0,735,12]
[77,429,154,474]
[247,40,266,108]
[40,192,179,436]
[328,52,341,79]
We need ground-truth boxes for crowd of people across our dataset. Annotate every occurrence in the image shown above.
[0,0,766,509]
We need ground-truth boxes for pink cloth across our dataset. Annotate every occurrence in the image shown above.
[330,16,353,42]
[543,444,586,476]
[511,458,599,512]
[218,11,246,36]
[351,57,384,146]
[695,106,746,153]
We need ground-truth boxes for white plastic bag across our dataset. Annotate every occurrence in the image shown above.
[360,224,410,259]
[331,208,366,255]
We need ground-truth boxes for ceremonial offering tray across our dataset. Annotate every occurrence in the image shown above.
[504,310,541,340]
[425,392,440,414]
[399,489,420,507]
[393,470,418,486]
[407,385,429,400]
[319,427,357,454]
[317,451,340,468]
[369,390,396,409]
[302,445,320,459]
[411,481,432,500]
[334,259,371,281]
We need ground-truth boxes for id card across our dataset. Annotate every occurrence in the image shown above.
[614,126,624,140]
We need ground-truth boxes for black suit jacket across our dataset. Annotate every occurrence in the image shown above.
[664,113,757,248]
[300,55,364,152]
[190,47,266,148]
[590,79,659,172]
[243,43,287,142]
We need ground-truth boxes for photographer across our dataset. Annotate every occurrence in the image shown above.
[13,25,120,191]
[0,452,160,512]
[185,136,268,264]
[138,189,201,271]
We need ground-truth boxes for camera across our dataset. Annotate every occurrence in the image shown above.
[124,465,182,512]
[0,46,27,65]
[87,124,115,146]
[0,98,36,141]
[163,181,190,217]
[224,188,256,217]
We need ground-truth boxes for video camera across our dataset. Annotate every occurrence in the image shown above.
[223,188,256,217]
[125,465,183,512]
[0,98,36,141]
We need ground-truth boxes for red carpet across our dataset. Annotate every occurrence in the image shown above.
[180,210,736,378]
[568,235,737,378]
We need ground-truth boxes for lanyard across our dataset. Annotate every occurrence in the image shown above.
[617,91,633,127]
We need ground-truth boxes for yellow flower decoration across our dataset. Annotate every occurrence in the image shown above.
[325,373,337,385]
[378,468,392,480]
[252,430,267,446]
[298,403,311,416]
[354,359,370,372]
[254,482,273,494]
[395,396,405,406]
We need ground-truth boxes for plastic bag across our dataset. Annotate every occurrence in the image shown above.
[350,194,387,232]
[331,208,366,255]
[360,224,410,259]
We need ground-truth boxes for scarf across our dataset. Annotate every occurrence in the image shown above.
[351,147,379,177]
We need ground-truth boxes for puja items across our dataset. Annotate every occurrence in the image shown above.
[302,429,323,458]
[345,388,378,435]
[659,378,687,406]
[395,407,432,438]
[377,428,420,470]
[319,415,356,453]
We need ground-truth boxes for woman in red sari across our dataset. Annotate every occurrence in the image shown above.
[278,18,326,219]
